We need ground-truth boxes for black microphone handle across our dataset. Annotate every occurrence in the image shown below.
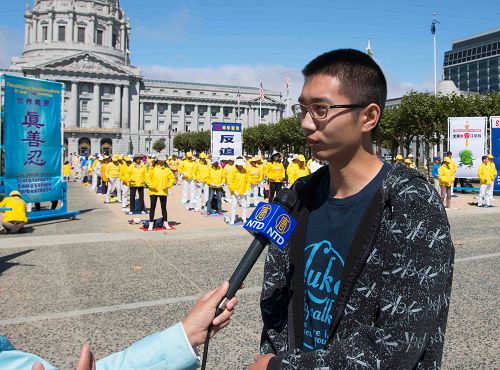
[217,233,269,312]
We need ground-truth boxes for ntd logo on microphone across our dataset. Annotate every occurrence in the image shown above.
[244,202,297,249]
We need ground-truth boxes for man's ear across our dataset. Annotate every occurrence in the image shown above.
[359,103,381,133]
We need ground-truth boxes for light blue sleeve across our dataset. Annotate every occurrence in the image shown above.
[0,336,57,370]
[96,322,200,370]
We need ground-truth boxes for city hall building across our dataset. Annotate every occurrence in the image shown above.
[2,0,285,156]
[444,28,500,94]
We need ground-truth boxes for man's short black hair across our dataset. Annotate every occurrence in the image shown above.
[482,155,488,161]
[302,49,387,121]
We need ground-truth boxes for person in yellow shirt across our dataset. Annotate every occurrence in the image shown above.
[90,155,102,191]
[406,154,417,169]
[286,155,299,187]
[438,157,454,208]
[222,158,236,203]
[487,153,497,204]
[193,152,211,212]
[265,152,285,202]
[478,155,492,207]
[63,161,71,182]
[120,156,133,211]
[227,157,250,225]
[289,154,310,186]
[0,191,28,234]
[128,154,148,215]
[99,156,109,195]
[255,156,266,198]
[105,155,122,204]
[446,151,458,197]
[179,152,197,206]
[168,155,180,185]
[145,156,175,231]
[246,157,264,207]
[207,157,226,215]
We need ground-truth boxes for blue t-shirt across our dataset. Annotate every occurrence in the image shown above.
[303,162,391,351]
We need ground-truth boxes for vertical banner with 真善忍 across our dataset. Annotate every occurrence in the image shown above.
[211,122,243,160]
[448,117,487,179]
[2,74,63,203]
[490,116,500,191]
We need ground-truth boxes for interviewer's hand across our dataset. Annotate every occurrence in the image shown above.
[182,281,238,347]
[249,354,275,370]
[31,343,96,370]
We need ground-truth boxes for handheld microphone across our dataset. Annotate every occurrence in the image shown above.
[217,188,298,313]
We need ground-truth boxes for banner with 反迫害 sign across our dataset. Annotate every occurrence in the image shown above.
[490,116,500,191]
[211,122,242,160]
[448,117,487,179]
[2,74,64,203]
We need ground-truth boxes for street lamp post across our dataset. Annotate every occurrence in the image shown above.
[432,13,440,157]
[168,125,172,156]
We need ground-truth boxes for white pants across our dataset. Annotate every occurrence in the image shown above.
[433,178,440,194]
[121,185,130,207]
[194,182,209,210]
[106,177,122,202]
[91,173,99,190]
[223,185,232,202]
[182,179,195,204]
[487,181,494,202]
[230,193,247,223]
[479,184,492,206]
[247,184,260,206]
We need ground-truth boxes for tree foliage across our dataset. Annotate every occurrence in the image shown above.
[152,138,166,153]
[174,117,306,157]
[173,131,210,154]
[173,92,500,161]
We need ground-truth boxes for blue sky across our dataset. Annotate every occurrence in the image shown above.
[1,0,499,98]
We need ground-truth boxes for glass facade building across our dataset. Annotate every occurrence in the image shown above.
[443,28,500,94]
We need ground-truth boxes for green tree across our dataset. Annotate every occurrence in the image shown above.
[173,133,191,153]
[152,138,166,153]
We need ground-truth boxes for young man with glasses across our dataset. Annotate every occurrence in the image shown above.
[251,49,454,370]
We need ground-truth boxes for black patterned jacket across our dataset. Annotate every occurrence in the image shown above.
[260,163,454,370]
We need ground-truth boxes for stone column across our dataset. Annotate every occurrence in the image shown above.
[68,13,74,42]
[180,104,186,132]
[152,103,158,131]
[92,83,101,128]
[24,22,30,45]
[69,82,78,127]
[48,13,53,42]
[114,85,122,128]
[120,24,125,51]
[91,137,100,155]
[68,137,78,155]
[194,105,199,131]
[139,102,144,131]
[207,105,212,123]
[107,21,113,47]
[122,84,130,129]
[33,17,38,43]
[88,18,95,45]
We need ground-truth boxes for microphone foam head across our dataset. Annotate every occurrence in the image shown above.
[273,188,298,212]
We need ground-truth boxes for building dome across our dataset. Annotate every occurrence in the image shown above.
[12,0,130,68]
[437,80,460,96]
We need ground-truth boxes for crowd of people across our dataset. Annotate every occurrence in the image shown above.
[394,150,497,209]
[68,151,326,228]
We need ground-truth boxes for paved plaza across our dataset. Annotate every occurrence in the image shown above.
[0,182,499,369]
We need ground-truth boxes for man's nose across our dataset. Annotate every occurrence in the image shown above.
[300,111,316,132]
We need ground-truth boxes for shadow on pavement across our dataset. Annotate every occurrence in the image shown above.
[0,249,35,275]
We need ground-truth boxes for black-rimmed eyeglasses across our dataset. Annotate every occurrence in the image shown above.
[291,103,366,120]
